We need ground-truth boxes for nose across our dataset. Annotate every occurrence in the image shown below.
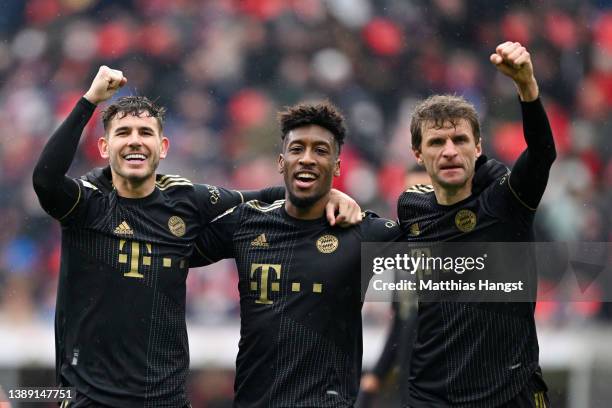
[126,131,143,146]
[298,148,316,166]
[441,139,458,159]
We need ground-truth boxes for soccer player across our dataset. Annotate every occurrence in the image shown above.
[358,163,507,408]
[192,101,403,407]
[398,42,556,407]
[32,66,360,407]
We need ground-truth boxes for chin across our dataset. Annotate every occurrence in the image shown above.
[438,178,468,189]
[119,169,153,183]
[288,191,323,208]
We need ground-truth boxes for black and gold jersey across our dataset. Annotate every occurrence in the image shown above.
[194,201,401,407]
[53,176,241,407]
[32,98,276,407]
[397,99,556,408]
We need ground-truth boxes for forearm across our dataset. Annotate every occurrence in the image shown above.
[33,97,96,191]
[33,97,96,216]
[509,98,557,209]
[520,98,556,164]
[240,186,285,203]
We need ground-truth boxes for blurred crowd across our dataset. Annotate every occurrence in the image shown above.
[0,0,610,326]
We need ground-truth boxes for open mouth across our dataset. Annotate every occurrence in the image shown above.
[123,153,148,163]
[294,171,318,189]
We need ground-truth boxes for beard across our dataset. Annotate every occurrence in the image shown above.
[287,189,327,209]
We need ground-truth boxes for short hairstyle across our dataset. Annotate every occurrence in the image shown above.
[102,96,167,135]
[277,101,346,155]
[410,95,480,150]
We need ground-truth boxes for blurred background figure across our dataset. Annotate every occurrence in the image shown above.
[357,167,427,408]
[0,1,611,407]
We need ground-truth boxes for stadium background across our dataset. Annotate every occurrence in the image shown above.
[0,0,611,406]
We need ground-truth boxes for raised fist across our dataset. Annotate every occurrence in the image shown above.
[490,42,539,101]
[83,65,127,105]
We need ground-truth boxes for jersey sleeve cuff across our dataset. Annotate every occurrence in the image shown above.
[78,97,97,114]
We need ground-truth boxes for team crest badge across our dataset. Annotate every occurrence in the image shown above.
[316,235,339,254]
[168,216,186,237]
[455,210,477,233]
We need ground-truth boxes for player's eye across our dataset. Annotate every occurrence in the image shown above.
[289,146,303,153]
[315,147,329,155]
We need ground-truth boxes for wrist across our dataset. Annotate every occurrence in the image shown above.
[83,92,101,105]
[515,79,539,102]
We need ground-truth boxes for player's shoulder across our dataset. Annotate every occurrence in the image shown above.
[211,199,285,224]
[359,210,400,240]
[80,166,113,193]
[74,177,105,202]
[399,184,436,206]
[244,199,285,213]
[155,174,194,191]
[398,184,437,219]
[403,184,435,195]
[361,210,398,228]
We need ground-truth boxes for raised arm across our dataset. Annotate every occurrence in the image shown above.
[33,66,126,219]
[490,42,556,209]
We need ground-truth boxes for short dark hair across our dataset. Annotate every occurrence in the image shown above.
[277,101,346,155]
[102,96,166,135]
[410,95,480,150]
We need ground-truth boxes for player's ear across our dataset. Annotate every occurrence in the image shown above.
[413,148,423,165]
[278,154,285,174]
[98,136,109,159]
[159,135,169,159]
[475,138,482,158]
[334,158,340,177]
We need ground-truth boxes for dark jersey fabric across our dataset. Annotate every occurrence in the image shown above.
[32,98,276,407]
[367,157,507,407]
[397,98,556,408]
[194,201,401,407]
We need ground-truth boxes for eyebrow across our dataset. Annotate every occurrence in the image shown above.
[113,126,155,133]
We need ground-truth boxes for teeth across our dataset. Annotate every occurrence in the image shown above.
[296,172,316,179]
[124,154,147,160]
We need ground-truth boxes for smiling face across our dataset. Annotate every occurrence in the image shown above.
[413,118,481,192]
[98,112,169,185]
[278,124,340,209]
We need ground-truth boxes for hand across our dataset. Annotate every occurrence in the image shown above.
[83,65,127,105]
[360,373,381,393]
[490,42,539,101]
[325,189,362,227]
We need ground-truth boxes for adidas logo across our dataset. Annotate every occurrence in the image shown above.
[114,221,134,235]
[251,234,269,248]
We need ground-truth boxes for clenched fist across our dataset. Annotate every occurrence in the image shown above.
[490,42,539,102]
[83,65,127,105]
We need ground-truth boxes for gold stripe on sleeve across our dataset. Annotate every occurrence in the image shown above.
[58,178,82,221]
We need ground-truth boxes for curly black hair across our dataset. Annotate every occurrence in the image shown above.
[277,101,346,154]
